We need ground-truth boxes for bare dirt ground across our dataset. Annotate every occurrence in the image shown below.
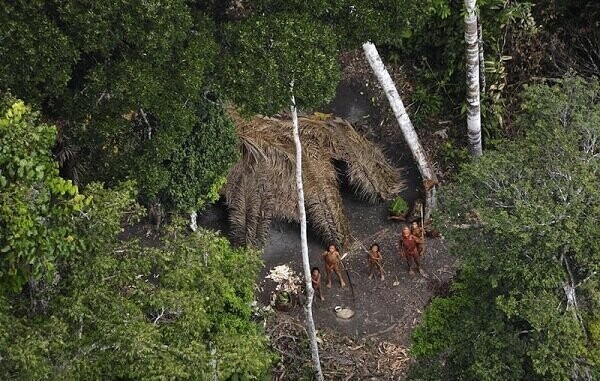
[259,192,458,380]
[258,190,457,336]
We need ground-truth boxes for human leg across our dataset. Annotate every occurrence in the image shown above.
[334,266,346,287]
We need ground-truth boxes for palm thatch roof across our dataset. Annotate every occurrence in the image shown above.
[225,110,406,248]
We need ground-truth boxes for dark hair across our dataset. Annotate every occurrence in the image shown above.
[311,267,320,273]
[370,243,380,251]
[327,243,337,250]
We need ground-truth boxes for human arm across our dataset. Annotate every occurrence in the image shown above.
[335,251,342,261]
[413,234,424,244]
[398,240,404,257]
[367,251,376,262]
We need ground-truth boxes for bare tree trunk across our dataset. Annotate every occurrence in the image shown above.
[362,42,438,221]
[189,211,198,232]
[465,0,483,156]
[478,18,486,95]
[209,341,218,381]
[290,91,324,381]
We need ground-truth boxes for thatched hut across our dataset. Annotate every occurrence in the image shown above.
[225,110,405,248]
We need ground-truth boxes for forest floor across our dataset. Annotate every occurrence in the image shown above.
[196,49,458,380]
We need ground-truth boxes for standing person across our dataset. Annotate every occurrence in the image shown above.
[322,244,346,288]
[311,267,325,301]
[411,221,425,257]
[367,243,385,280]
[399,226,425,275]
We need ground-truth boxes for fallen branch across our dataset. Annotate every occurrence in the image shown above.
[363,322,400,340]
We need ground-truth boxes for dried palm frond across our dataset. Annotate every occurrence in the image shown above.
[302,147,349,248]
[225,161,273,247]
[302,117,402,202]
[225,109,405,248]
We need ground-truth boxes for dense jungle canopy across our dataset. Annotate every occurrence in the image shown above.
[0,0,598,379]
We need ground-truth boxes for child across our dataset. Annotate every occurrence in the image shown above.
[322,244,346,288]
[367,243,385,280]
[311,267,325,301]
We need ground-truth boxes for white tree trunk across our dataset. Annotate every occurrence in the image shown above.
[477,18,486,95]
[209,341,218,381]
[189,211,198,232]
[465,0,483,156]
[290,92,324,381]
[362,42,438,221]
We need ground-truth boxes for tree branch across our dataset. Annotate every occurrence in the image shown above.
[561,251,588,340]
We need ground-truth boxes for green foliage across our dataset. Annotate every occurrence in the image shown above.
[218,14,340,115]
[411,83,444,128]
[0,2,239,213]
[63,3,220,204]
[251,0,447,49]
[410,77,600,380]
[0,96,269,378]
[0,2,78,103]
[388,197,409,216]
[0,99,89,291]
[438,141,469,173]
[166,100,239,212]
[75,182,145,252]
[0,183,274,380]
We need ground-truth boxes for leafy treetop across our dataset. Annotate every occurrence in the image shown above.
[0,180,274,379]
[0,1,232,210]
[0,99,89,291]
[218,14,340,115]
[410,77,600,380]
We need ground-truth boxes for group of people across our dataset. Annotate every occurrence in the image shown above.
[311,222,426,301]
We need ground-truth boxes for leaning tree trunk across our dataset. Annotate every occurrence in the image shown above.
[465,0,483,156]
[362,42,438,221]
[290,91,324,381]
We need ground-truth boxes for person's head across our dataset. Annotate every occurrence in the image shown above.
[328,244,336,252]
[402,226,411,237]
[370,243,379,252]
[311,267,320,277]
[412,221,419,229]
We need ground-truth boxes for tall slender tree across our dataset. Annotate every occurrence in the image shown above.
[219,16,339,380]
[290,88,324,381]
[465,0,483,156]
[362,42,438,220]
